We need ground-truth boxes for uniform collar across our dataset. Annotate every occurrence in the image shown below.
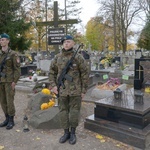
[1,48,11,54]
[62,47,74,55]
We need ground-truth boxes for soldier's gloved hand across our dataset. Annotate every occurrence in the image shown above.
[81,93,85,99]
[11,82,16,90]
[51,86,58,94]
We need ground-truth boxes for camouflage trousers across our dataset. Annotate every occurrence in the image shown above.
[0,83,15,116]
[58,95,81,129]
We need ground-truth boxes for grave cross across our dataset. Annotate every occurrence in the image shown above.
[36,1,78,54]
[136,65,144,80]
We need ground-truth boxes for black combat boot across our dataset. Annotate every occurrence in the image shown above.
[69,127,76,145]
[0,114,9,127]
[59,129,70,143]
[6,116,15,130]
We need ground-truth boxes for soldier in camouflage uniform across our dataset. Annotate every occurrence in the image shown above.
[49,35,89,145]
[0,33,21,130]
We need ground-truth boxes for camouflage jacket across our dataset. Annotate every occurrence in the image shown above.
[0,49,21,83]
[49,48,89,96]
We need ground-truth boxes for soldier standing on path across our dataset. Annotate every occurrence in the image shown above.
[49,35,89,145]
[0,33,21,130]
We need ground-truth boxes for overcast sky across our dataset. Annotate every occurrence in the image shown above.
[57,0,99,26]
[78,0,99,25]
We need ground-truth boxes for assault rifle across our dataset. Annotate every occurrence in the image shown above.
[0,50,9,77]
[0,58,7,77]
[57,44,82,94]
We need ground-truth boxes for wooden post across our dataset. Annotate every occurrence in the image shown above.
[53,1,59,54]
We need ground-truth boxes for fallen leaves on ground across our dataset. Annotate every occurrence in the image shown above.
[36,137,41,140]
[95,133,135,150]
[96,134,106,143]
[0,146,4,150]
[16,129,21,132]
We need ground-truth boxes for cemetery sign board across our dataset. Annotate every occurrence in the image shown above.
[48,28,65,45]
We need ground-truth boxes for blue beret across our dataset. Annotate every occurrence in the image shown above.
[61,35,74,44]
[0,33,10,39]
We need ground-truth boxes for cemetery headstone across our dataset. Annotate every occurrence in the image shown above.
[21,64,37,76]
[39,59,52,72]
[140,61,150,86]
[134,58,150,89]
[135,49,142,58]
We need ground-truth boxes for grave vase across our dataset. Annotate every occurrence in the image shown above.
[104,62,109,69]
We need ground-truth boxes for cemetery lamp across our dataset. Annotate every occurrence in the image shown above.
[23,115,30,132]
[134,91,144,104]
[145,81,150,93]
[114,88,122,100]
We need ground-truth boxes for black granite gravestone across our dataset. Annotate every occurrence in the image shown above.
[84,89,150,149]
[21,65,37,76]
[112,56,120,63]
[21,66,28,76]
[134,58,150,90]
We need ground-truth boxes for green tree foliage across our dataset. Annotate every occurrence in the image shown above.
[137,18,150,50]
[86,17,104,51]
[23,0,51,51]
[86,17,114,51]
[137,0,150,50]
[0,0,31,52]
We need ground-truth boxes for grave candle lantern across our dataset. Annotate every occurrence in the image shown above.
[145,81,150,93]
[23,115,30,132]
[114,88,122,100]
[134,91,144,104]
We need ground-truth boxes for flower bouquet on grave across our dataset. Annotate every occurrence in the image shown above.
[100,54,113,68]
[28,69,34,79]
[100,59,109,69]
[40,89,58,110]
[36,68,41,76]
[97,78,120,90]
[106,54,113,66]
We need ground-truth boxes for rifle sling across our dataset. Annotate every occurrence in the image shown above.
[0,48,10,72]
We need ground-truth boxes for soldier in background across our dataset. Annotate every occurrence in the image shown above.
[49,35,89,145]
[0,33,21,130]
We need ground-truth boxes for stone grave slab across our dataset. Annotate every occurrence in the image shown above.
[16,76,49,92]
[90,83,126,100]
[84,88,150,149]
[19,76,48,82]
[91,88,114,100]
